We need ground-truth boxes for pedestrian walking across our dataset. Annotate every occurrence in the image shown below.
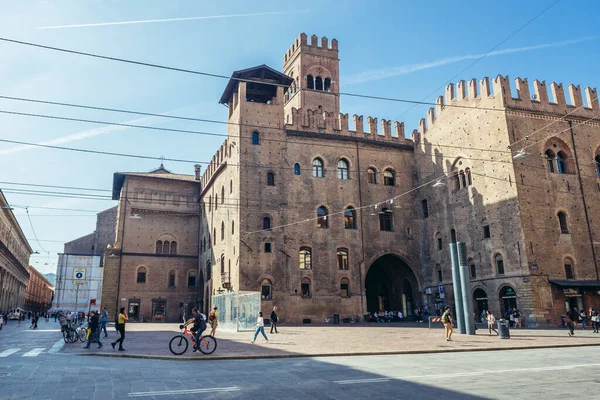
[84,311,103,349]
[208,307,218,337]
[580,309,587,330]
[100,307,109,338]
[54,312,58,322]
[486,310,498,335]
[441,306,453,341]
[566,308,578,336]
[590,308,599,333]
[111,307,127,351]
[270,306,279,334]
[251,311,269,343]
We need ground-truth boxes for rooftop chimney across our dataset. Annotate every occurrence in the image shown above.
[194,164,201,181]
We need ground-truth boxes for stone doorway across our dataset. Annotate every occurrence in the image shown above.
[365,254,419,316]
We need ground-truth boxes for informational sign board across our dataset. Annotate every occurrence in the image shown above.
[90,299,96,306]
[73,268,86,285]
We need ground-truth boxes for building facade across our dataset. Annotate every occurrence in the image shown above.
[100,166,201,323]
[24,265,54,313]
[52,206,117,312]
[0,190,32,312]
[197,33,600,326]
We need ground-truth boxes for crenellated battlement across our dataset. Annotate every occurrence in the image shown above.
[283,33,338,64]
[284,107,412,146]
[200,139,230,191]
[417,75,599,136]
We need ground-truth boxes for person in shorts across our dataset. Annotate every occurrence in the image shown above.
[486,310,498,336]
[209,307,218,337]
[441,306,453,341]
[184,308,207,352]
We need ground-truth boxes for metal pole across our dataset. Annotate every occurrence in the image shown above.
[74,284,79,313]
[457,242,475,335]
[449,243,465,334]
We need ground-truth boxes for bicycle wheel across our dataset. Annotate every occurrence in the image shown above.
[169,335,188,355]
[198,335,217,355]
[62,330,70,343]
[78,329,87,342]
[67,330,76,343]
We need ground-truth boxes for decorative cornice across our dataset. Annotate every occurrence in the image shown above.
[505,106,600,127]
[130,208,198,217]
[286,130,414,150]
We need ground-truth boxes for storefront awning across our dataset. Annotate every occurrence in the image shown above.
[549,280,600,289]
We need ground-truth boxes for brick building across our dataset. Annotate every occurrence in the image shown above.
[0,190,32,312]
[24,265,53,313]
[100,166,201,323]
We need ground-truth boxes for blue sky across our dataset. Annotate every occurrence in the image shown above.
[0,0,598,274]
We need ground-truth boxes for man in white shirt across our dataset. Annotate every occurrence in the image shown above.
[486,310,498,335]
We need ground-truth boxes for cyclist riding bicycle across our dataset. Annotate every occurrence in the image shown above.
[183,308,207,352]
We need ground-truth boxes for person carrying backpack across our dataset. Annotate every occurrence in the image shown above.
[184,308,207,353]
[208,307,218,337]
[441,306,453,341]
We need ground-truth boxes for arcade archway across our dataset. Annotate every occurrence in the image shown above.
[365,254,419,316]
[473,288,488,322]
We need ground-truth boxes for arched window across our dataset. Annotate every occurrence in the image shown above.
[163,241,170,255]
[208,196,212,212]
[337,159,349,180]
[213,228,216,245]
[136,267,147,283]
[230,179,233,193]
[468,258,476,279]
[252,131,260,145]
[301,277,311,298]
[221,186,225,203]
[367,167,377,184]
[595,154,600,178]
[495,254,505,276]
[558,211,569,234]
[221,221,225,240]
[206,260,211,281]
[344,206,356,229]
[263,217,271,230]
[155,240,163,254]
[267,172,275,186]
[187,271,196,287]
[170,241,177,255]
[307,75,314,90]
[379,208,393,231]
[435,232,442,250]
[315,76,323,91]
[215,194,218,210]
[220,254,225,274]
[294,163,301,175]
[299,247,312,269]
[337,248,349,270]
[231,221,235,235]
[459,170,467,188]
[421,199,429,218]
[168,270,176,287]
[483,221,491,239]
[545,150,556,173]
[465,168,472,185]
[317,206,328,228]
[383,169,395,186]
[340,277,350,298]
[556,151,567,174]
[564,258,575,279]
[324,78,331,92]
[312,158,324,177]
[261,279,272,300]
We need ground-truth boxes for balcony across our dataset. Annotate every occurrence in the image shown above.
[221,272,231,290]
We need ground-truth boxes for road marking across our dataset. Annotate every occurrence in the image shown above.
[47,339,64,354]
[128,387,241,397]
[0,348,20,357]
[334,363,600,385]
[21,348,45,357]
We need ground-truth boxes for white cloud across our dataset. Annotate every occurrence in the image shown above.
[37,10,303,30]
[344,36,599,85]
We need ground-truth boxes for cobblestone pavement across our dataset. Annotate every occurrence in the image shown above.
[54,321,600,360]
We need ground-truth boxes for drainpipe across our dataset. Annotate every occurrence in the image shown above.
[115,179,129,317]
[568,120,599,280]
[355,142,366,318]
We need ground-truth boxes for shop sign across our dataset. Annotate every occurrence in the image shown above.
[563,288,581,297]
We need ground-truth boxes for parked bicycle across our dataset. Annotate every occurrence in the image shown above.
[169,325,217,355]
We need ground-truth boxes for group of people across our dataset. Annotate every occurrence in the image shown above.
[368,310,405,323]
[58,307,127,351]
[565,307,600,336]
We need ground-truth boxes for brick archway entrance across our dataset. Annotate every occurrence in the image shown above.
[365,254,419,317]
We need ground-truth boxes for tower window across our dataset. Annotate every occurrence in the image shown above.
[168,270,176,287]
[337,159,349,180]
[367,168,377,184]
[435,232,442,250]
[301,278,311,298]
[263,217,271,230]
[383,169,395,186]
[299,247,312,269]
[564,258,575,279]
[315,76,323,91]
[379,208,393,231]
[437,266,442,282]
[307,75,314,90]
[317,206,328,228]
[252,131,260,145]
[137,267,147,284]
[421,199,429,218]
[337,248,349,270]
[556,151,567,174]
[340,277,349,298]
[261,280,272,300]
[468,259,476,279]
[324,78,331,92]
[495,254,505,276]
[558,212,569,234]
[344,206,356,229]
[294,163,301,175]
[595,154,600,178]
[264,242,272,253]
[545,150,556,173]
[312,158,324,177]
[267,172,275,186]
[483,224,491,239]
[221,221,225,241]
[187,271,196,287]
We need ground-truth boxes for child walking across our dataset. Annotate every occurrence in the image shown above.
[251,311,269,344]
